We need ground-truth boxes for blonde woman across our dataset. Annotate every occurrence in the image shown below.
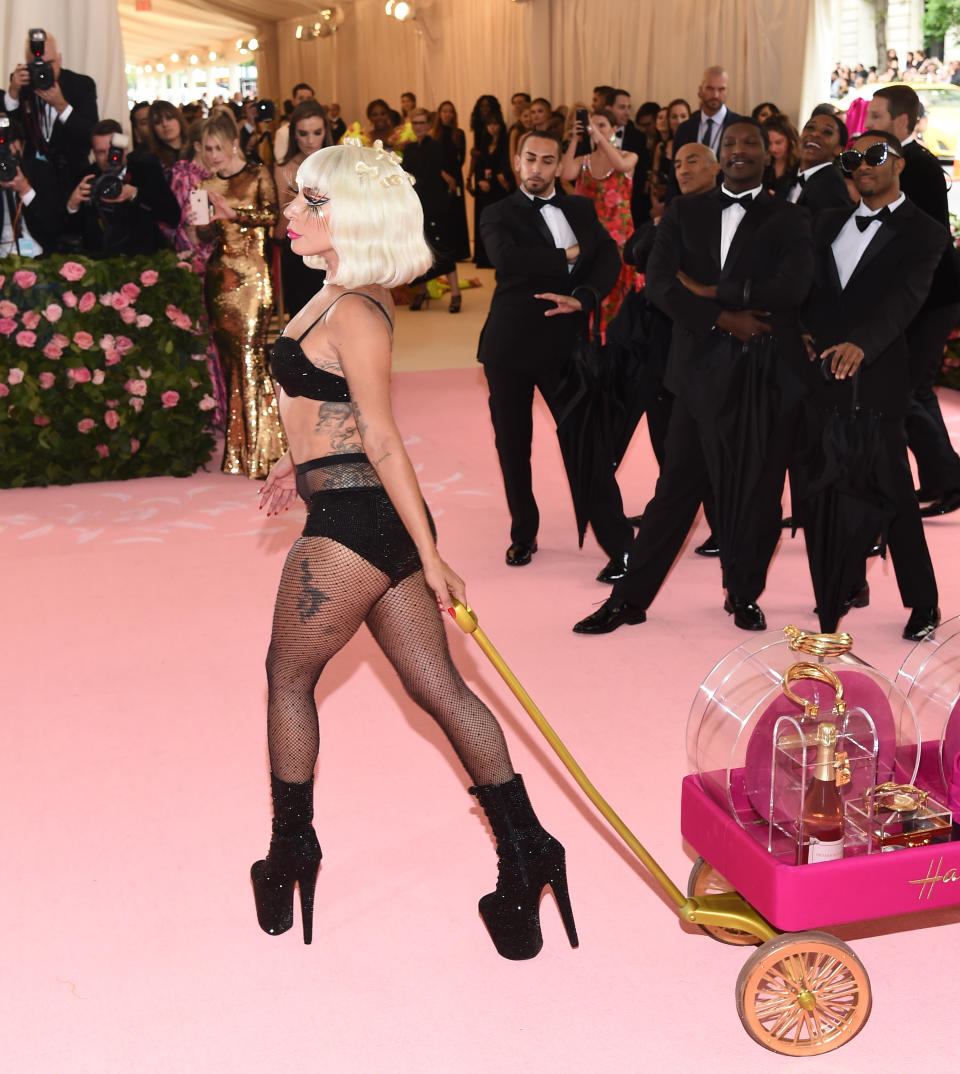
[252,140,577,959]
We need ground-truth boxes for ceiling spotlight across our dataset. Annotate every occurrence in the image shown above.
[236,39,244,49]
[136,65,144,74]
[145,64,152,73]
[385,1,394,12]
[189,54,198,65]
[394,2,413,20]
[248,38,259,50]
[296,24,304,38]
[157,63,165,72]
[170,52,179,62]
[208,50,217,61]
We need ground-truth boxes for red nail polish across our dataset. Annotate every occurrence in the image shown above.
[447,607,456,619]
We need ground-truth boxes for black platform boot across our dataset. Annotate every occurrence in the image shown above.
[250,774,323,944]
[469,774,578,960]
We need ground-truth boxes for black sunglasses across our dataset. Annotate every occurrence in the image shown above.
[839,142,902,173]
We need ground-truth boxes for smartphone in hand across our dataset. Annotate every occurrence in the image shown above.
[188,188,211,225]
[575,108,591,157]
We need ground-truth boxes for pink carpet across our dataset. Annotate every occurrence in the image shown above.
[4,367,959,1071]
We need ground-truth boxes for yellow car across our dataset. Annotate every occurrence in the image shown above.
[839,81,960,160]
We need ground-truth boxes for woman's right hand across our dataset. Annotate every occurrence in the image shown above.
[422,554,466,617]
[259,451,297,516]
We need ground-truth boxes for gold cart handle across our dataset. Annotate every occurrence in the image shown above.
[782,661,846,717]
[783,624,853,658]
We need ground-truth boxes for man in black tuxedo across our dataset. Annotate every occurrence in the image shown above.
[574,119,813,634]
[0,117,59,257]
[611,89,651,226]
[668,66,745,198]
[477,130,632,577]
[866,85,960,518]
[800,131,947,640]
[5,30,98,198]
[64,120,180,257]
[781,112,852,213]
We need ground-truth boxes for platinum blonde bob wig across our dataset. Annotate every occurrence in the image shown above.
[295,139,433,286]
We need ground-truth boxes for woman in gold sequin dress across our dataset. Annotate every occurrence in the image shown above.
[195,110,285,478]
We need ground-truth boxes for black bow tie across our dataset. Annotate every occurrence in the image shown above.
[854,206,891,231]
[719,191,755,209]
[795,173,806,187]
[532,196,557,210]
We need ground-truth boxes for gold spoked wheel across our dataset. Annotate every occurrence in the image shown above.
[687,857,763,946]
[736,931,872,1056]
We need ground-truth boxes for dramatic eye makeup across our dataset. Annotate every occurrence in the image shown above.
[302,188,330,216]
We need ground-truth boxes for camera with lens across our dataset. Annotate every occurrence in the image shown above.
[27,28,55,91]
[255,99,276,122]
[91,134,129,202]
[0,117,22,182]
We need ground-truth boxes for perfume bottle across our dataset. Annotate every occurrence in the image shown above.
[796,721,845,865]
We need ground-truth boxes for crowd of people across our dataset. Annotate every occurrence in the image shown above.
[3,30,959,644]
[831,48,960,97]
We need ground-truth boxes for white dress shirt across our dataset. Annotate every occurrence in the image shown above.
[0,188,41,257]
[3,91,73,149]
[830,193,905,289]
[786,160,834,204]
[522,188,578,272]
[698,105,727,153]
[719,183,762,268]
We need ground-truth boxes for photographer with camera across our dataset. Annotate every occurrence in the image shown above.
[0,115,58,257]
[64,119,180,257]
[5,28,98,198]
[240,98,275,166]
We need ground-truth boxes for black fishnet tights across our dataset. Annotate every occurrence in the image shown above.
[265,536,515,787]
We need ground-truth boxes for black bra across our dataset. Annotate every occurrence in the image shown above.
[268,292,392,401]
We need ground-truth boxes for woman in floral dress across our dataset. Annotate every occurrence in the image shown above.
[560,108,637,333]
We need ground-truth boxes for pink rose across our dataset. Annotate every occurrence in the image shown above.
[161,390,180,408]
[121,282,141,300]
[104,349,121,366]
[95,444,110,459]
[62,290,78,308]
[33,415,50,426]
[98,334,116,351]
[0,300,16,318]
[0,383,7,397]
[15,330,36,347]
[190,353,206,362]
[115,336,134,354]
[78,292,96,313]
[43,303,63,323]
[38,372,56,388]
[104,409,119,429]
[176,261,190,269]
[77,418,95,433]
[43,342,63,360]
[165,303,183,322]
[92,369,105,385]
[174,314,192,330]
[129,396,144,412]
[137,366,152,378]
[22,311,41,330]
[0,318,17,337]
[0,275,4,287]
[106,399,119,407]
[124,378,148,397]
[140,270,159,286]
[130,437,141,453]
[13,269,36,289]
[198,394,216,411]
[99,293,113,307]
[119,308,137,324]
[73,331,94,350]
[68,366,92,383]
[7,368,24,385]
[59,261,87,282]
[52,333,69,348]
[110,292,131,310]
[135,314,153,328]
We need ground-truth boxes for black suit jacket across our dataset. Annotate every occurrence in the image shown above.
[780,162,853,214]
[8,68,98,193]
[0,156,60,256]
[899,138,960,309]
[477,188,620,368]
[668,108,746,199]
[646,187,813,414]
[66,150,180,257]
[802,200,949,416]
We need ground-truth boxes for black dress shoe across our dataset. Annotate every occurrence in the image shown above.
[505,539,537,566]
[723,596,766,631]
[694,535,720,557]
[903,606,940,641]
[596,552,629,583]
[573,598,646,634]
[815,582,869,616]
[867,540,884,558]
[919,490,960,518]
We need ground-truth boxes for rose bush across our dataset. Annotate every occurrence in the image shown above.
[0,251,216,486]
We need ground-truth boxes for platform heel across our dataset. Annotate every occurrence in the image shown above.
[470,774,578,960]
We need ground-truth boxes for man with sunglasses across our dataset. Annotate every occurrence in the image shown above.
[866,85,960,518]
[801,130,949,640]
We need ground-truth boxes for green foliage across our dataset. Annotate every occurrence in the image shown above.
[938,213,960,391]
[923,0,960,39]
[0,251,216,487]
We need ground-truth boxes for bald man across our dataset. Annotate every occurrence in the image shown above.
[668,66,744,198]
[5,29,99,196]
